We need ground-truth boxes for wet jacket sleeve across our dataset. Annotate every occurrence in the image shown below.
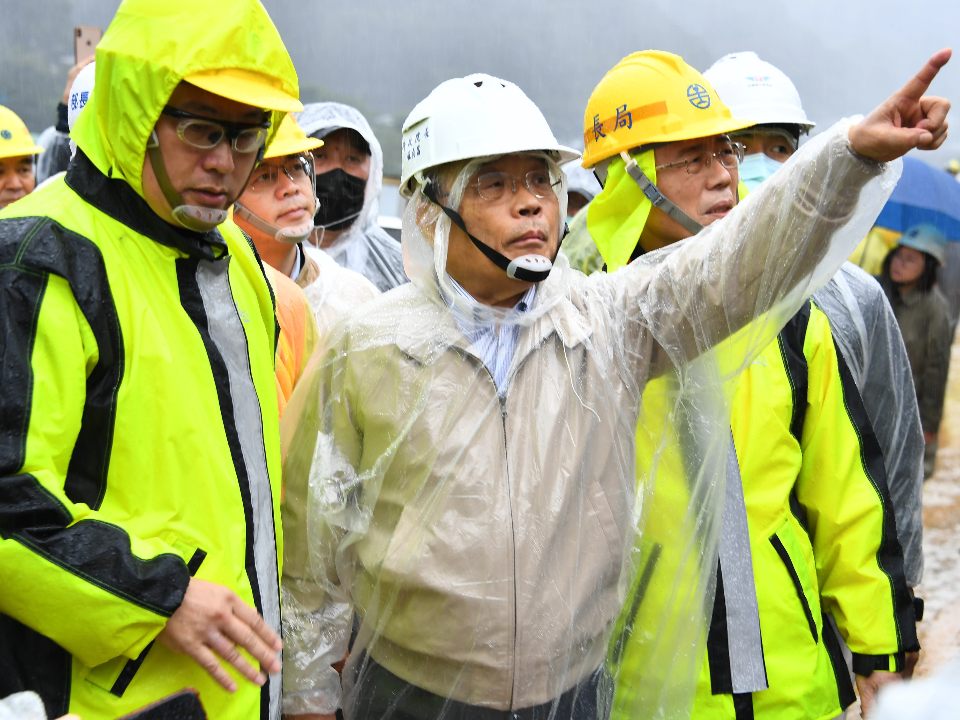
[796,305,918,667]
[814,267,925,587]
[0,273,192,669]
[594,121,891,382]
[918,298,952,433]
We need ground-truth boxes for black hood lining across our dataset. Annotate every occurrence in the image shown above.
[65,150,228,261]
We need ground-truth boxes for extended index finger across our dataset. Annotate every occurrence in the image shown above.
[899,48,952,100]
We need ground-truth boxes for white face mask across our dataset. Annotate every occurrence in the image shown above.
[738,153,784,193]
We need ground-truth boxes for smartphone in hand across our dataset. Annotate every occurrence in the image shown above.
[74,26,102,65]
[115,689,207,720]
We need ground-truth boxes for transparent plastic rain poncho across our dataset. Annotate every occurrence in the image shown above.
[295,103,408,292]
[34,125,71,186]
[279,120,900,719]
[562,201,925,589]
[299,243,380,337]
[813,262,925,586]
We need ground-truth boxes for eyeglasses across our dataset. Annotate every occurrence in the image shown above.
[731,128,798,153]
[247,155,313,193]
[161,106,271,154]
[655,142,745,175]
[471,169,561,202]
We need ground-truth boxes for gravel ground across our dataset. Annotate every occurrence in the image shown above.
[913,331,960,676]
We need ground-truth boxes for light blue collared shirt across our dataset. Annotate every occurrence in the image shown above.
[446,277,536,394]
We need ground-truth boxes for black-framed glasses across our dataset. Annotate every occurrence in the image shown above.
[655,142,745,175]
[247,155,313,193]
[161,106,271,154]
[471,169,561,202]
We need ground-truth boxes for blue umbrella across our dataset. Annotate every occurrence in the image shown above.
[876,156,960,241]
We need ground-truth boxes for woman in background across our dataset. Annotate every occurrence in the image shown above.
[879,223,954,477]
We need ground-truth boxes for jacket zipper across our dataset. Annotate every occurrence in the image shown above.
[458,350,524,708]
[498,391,519,709]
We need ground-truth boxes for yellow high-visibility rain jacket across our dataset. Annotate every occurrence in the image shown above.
[0,0,298,718]
[613,298,919,720]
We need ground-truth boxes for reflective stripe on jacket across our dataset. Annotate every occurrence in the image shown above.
[0,155,283,720]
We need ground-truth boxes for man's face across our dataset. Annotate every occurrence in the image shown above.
[311,128,370,181]
[238,155,314,231]
[141,82,267,225]
[640,134,738,252]
[734,129,795,163]
[445,154,559,303]
[0,155,36,208]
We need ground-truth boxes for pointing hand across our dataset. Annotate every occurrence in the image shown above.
[848,49,951,162]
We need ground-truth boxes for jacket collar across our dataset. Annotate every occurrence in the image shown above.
[66,150,228,261]
[394,270,593,367]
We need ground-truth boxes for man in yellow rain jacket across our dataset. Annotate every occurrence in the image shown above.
[0,0,302,718]
[572,51,945,719]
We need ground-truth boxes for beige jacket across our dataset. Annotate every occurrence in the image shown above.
[280,122,892,714]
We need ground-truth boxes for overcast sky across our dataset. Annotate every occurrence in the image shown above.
[9,0,960,176]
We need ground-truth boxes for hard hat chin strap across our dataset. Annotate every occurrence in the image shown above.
[146,131,230,233]
[423,182,563,283]
[620,151,704,237]
[234,202,314,244]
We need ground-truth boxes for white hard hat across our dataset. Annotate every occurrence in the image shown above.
[562,159,601,202]
[703,52,814,133]
[399,73,579,198]
[68,62,96,132]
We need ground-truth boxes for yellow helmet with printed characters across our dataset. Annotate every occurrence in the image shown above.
[581,50,754,169]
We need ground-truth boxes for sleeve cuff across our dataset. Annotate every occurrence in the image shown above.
[852,652,905,676]
[913,595,925,621]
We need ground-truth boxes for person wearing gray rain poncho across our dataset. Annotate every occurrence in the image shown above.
[295,102,407,292]
[279,53,948,720]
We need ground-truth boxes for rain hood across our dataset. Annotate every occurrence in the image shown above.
[296,102,407,292]
[71,0,299,200]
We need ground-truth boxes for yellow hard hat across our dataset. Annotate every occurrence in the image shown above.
[263,114,322,159]
[184,67,303,113]
[581,50,754,169]
[0,106,44,160]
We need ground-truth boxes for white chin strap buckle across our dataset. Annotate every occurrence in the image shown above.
[173,205,229,233]
[506,254,553,280]
[275,221,314,244]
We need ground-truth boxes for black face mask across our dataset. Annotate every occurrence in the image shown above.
[314,168,366,231]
